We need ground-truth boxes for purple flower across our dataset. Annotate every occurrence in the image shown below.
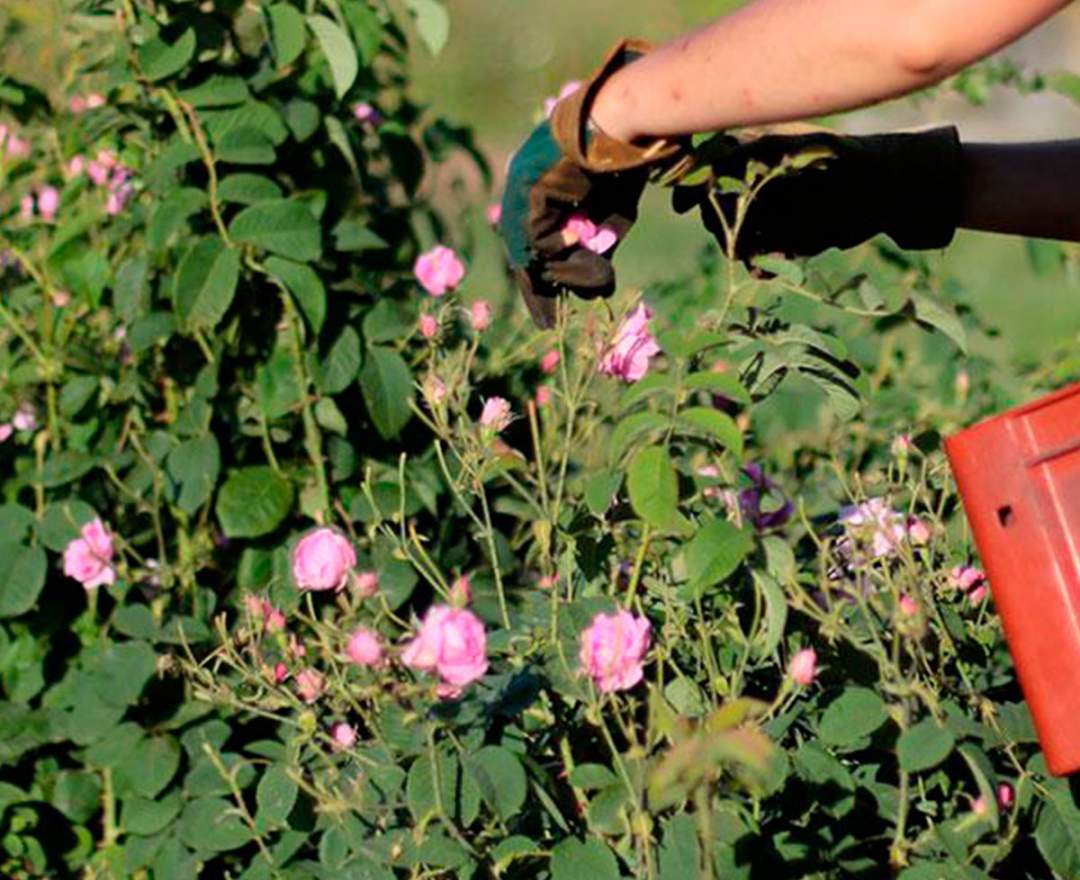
[738,463,792,530]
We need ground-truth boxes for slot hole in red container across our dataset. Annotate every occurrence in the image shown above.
[997,505,1015,528]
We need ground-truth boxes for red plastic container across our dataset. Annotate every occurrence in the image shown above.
[946,382,1080,776]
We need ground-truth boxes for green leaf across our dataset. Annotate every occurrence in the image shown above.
[173,238,241,334]
[627,446,691,535]
[317,326,362,395]
[265,256,325,335]
[215,128,276,165]
[326,116,360,179]
[167,435,221,514]
[178,75,250,107]
[128,736,182,798]
[910,294,967,354]
[683,370,751,404]
[359,346,414,439]
[751,255,804,285]
[362,299,414,343]
[229,199,321,262]
[584,469,622,517]
[549,838,621,880]
[751,571,787,659]
[92,640,158,708]
[218,173,283,206]
[406,748,480,827]
[255,349,303,419]
[138,28,196,81]
[122,792,182,836]
[406,0,451,56]
[819,687,888,746]
[268,3,307,67]
[179,797,253,852]
[676,406,743,458]
[467,746,527,821]
[216,466,293,538]
[609,411,669,463]
[38,500,98,551]
[51,771,102,823]
[684,518,752,597]
[113,253,150,323]
[1026,238,1065,277]
[307,14,359,98]
[256,764,298,828]
[897,719,955,773]
[0,546,47,618]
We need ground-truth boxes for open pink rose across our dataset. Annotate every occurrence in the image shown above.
[561,213,618,255]
[0,424,12,443]
[401,604,489,688]
[788,648,818,686]
[479,397,512,432]
[838,498,907,559]
[346,627,383,666]
[949,565,985,591]
[414,245,465,297]
[63,518,117,589]
[5,134,30,160]
[598,304,661,384]
[579,610,651,693]
[292,528,356,591]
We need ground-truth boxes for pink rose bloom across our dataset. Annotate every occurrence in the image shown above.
[486,202,502,226]
[540,349,560,375]
[37,186,60,221]
[19,195,34,220]
[6,134,29,160]
[561,213,618,255]
[292,528,356,591]
[892,434,914,456]
[0,424,12,443]
[414,245,465,297]
[63,518,117,589]
[579,610,651,693]
[949,565,985,592]
[66,155,85,178]
[418,313,439,339]
[838,498,907,559]
[401,604,489,688]
[470,299,492,331]
[543,80,582,117]
[997,782,1014,809]
[331,722,357,749]
[354,570,379,598]
[352,102,382,125]
[535,386,552,407]
[346,627,383,666]
[87,160,110,186]
[449,574,471,607]
[788,648,818,686]
[295,669,325,703]
[898,595,919,617]
[598,304,661,384]
[479,396,512,432]
[12,404,36,432]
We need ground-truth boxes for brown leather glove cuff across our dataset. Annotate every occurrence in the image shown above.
[550,39,686,173]
[880,125,964,250]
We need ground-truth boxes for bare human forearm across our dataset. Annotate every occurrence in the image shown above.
[960,141,1080,241]
[590,0,1070,142]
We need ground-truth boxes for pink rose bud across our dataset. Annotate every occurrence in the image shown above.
[898,595,919,617]
[968,585,988,605]
[331,722,357,749]
[51,290,71,308]
[598,304,661,384]
[997,782,1014,809]
[352,102,382,125]
[292,528,357,591]
[12,404,36,432]
[295,668,325,703]
[414,245,465,297]
[243,594,266,619]
[19,195,34,220]
[265,607,286,632]
[354,570,379,598]
[62,518,117,589]
[470,299,492,331]
[37,186,59,221]
[418,313,439,339]
[486,202,502,226]
[66,155,85,178]
[449,574,471,607]
[401,605,489,689]
[70,95,87,114]
[892,434,914,456]
[535,386,552,407]
[6,135,29,160]
[972,795,989,816]
[86,160,109,186]
[0,424,12,443]
[540,349,561,375]
[288,634,307,658]
[906,517,932,545]
[949,565,985,592]
[273,662,289,683]
[579,610,652,693]
[538,573,560,590]
[788,648,818,686]
[346,627,383,666]
[86,93,105,109]
[479,396,512,432]
[424,375,447,406]
[543,80,582,117]
[955,369,971,399]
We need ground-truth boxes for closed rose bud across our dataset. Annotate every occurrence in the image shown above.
[346,627,383,666]
[540,349,560,374]
[470,299,492,331]
[907,517,932,544]
[331,722,357,749]
[273,662,289,683]
[479,397,512,432]
[968,585,988,605]
[449,574,471,607]
[486,202,501,226]
[86,93,105,109]
[898,595,919,617]
[353,570,379,598]
[579,610,651,693]
[535,386,552,407]
[418,313,438,339]
[949,565,985,592]
[352,102,382,125]
[997,782,1014,809]
[265,607,286,632]
[788,648,818,686]
[19,195,34,220]
[12,404,36,432]
[972,795,989,816]
[295,668,324,703]
[37,186,59,221]
[292,528,356,591]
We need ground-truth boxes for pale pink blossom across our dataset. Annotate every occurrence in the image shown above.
[63,518,117,589]
[414,245,465,297]
[898,595,919,617]
[86,93,106,110]
[346,627,383,666]
[598,304,661,384]
[265,607,286,632]
[86,160,110,186]
[561,213,618,255]
[838,498,907,559]
[449,574,471,607]
[105,182,135,216]
[66,155,85,178]
[470,299,493,331]
[352,102,382,125]
[544,80,582,117]
[788,648,818,686]
[292,528,356,591]
[972,795,989,816]
[401,604,489,689]
[479,397,512,432]
[0,424,12,443]
[354,570,379,599]
[37,186,59,221]
[997,783,1014,809]
[892,434,914,456]
[535,386,552,407]
[5,134,29,160]
[486,202,502,226]
[51,290,71,308]
[12,404,36,432]
[969,585,989,605]
[19,195,34,220]
[418,313,438,339]
[538,573,560,590]
[331,722,357,749]
[906,517,932,545]
[288,635,307,658]
[295,668,325,703]
[579,610,651,693]
[69,96,87,114]
[540,349,560,374]
[949,565,985,592]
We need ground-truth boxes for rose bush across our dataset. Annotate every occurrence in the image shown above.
[2,2,1080,879]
